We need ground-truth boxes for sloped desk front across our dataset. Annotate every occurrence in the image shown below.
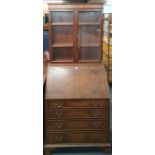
[44,64,111,155]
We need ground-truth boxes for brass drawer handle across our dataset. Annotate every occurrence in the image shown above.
[55,111,64,117]
[90,102,105,108]
[90,134,98,140]
[90,134,101,141]
[88,111,99,117]
[90,102,99,107]
[91,122,100,128]
[56,122,64,129]
[55,135,64,143]
[56,102,63,108]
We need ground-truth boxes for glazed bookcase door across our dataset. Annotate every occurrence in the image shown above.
[77,11,102,62]
[50,11,74,62]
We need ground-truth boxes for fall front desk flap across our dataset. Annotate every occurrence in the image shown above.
[45,64,109,99]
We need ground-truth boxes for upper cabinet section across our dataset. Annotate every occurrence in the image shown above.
[48,4,103,63]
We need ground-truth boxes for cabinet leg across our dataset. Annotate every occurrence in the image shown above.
[44,149,50,155]
[44,148,56,155]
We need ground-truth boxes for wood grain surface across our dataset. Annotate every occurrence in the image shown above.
[45,64,109,99]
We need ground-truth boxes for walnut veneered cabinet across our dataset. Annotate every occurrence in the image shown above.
[48,4,103,63]
[44,64,111,154]
[44,4,111,155]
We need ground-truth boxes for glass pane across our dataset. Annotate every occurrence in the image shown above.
[78,47,100,61]
[79,11,100,23]
[78,25,100,45]
[52,47,73,62]
[51,11,73,23]
[78,11,101,62]
[52,26,73,45]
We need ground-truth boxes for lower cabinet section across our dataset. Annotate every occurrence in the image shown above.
[44,99,110,145]
[45,131,109,144]
[44,64,111,154]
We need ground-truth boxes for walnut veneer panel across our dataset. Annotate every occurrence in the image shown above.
[45,119,109,131]
[48,4,103,10]
[45,64,109,99]
[45,99,109,109]
[45,131,109,144]
[45,109,109,119]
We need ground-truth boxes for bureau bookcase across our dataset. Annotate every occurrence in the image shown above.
[44,4,111,155]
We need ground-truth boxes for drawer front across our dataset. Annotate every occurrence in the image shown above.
[45,119,109,130]
[45,109,109,119]
[45,131,109,144]
[45,100,109,109]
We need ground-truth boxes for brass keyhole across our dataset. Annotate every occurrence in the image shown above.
[55,111,64,117]
[56,122,63,129]
[90,102,98,107]
[91,122,100,128]
[56,102,63,108]
[89,111,99,117]
[56,135,64,142]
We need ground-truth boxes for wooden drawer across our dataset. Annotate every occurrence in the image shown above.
[45,131,109,144]
[45,119,109,130]
[45,99,109,109]
[45,109,109,119]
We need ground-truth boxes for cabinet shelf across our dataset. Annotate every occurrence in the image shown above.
[78,59,100,63]
[52,43,73,47]
[103,41,112,46]
[104,31,112,34]
[79,23,100,26]
[103,52,112,58]
[52,59,73,62]
[52,23,73,26]
[80,43,100,47]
